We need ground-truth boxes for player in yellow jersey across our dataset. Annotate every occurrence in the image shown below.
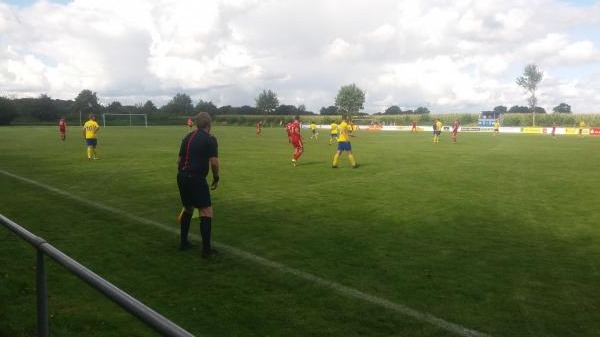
[82,114,100,160]
[329,121,338,145]
[579,120,586,137]
[493,119,500,136]
[332,115,358,168]
[310,121,318,141]
[433,119,442,143]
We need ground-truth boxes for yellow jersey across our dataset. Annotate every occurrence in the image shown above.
[330,122,338,135]
[83,120,100,139]
[435,121,442,131]
[310,123,317,131]
[579,121,585,128]
[338,121,350,142]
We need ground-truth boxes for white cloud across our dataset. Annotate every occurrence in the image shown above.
[0,0,599,113]
[558,40,598,63]
[324,38,364,61]
[480,55,511,76]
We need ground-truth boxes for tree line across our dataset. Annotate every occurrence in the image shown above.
[0,85,357,125]
[0,70,575,126]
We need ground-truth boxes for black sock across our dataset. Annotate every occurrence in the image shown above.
[180,211,192,246]
[200,216,212,253]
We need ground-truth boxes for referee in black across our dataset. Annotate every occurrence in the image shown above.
[177,112,220,258]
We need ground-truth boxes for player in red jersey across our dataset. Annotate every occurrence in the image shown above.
[285,120,293,143]
[451,120,459,143]
[290,115,304,166]
[186,117,194,131]
[411,120,417,133]
[551,122,557,139]
[58,117,67,141]
[256,121,262,136]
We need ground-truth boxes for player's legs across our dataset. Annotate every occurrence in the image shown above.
[86,139,98,159]
[292,139,303,165]
[189,175,216,256]
[347,151,357,167]
[345,142,357,167]
[333,142,354,168]
[177,173,196,250]
[332,150,341,168]
[198,206,215,257]
[179,208,193,249]
[294,146,304,160]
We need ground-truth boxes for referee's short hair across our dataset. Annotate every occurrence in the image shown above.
[196,112,212,129]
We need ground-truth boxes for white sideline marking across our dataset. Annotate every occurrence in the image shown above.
[1,168,491,337]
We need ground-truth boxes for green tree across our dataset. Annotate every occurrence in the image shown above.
[140,100,158,115]
[218,105,233,115]
[414,107,430,114]
[516,64,543,126]
[553,102,571,113]
[162,93,193,115]
[0,97,18,125]
[384,106,402,115]
[493,105,507,115]
[320,106,338,115]
[297,104,307,114]
[255,89,279,115]
[195,100,218,117]
[275,104,298,115]
[335,83,365,115]
[508,105,530,113]
[106,101,123,114]
[239,105,258,115]
[30,94,59,121]
[73,89,100,114]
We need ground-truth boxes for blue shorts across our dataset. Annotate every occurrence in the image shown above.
[337,141,352,152]
[177,172,211,208]
[86,139,97,147]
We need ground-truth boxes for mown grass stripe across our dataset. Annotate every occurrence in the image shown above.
[1,168,492,337]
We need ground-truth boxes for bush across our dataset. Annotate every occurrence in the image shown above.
[0,97,18,125]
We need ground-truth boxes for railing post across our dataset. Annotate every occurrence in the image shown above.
[36,249,49,337]
[2,213,195,337]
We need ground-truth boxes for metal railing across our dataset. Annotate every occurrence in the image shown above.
[0,213,195,337]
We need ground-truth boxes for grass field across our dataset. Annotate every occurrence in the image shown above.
[1,125,600,337]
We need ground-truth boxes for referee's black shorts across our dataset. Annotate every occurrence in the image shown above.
[177,172,211,208]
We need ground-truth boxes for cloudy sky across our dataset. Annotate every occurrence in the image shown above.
[1,0,599,114]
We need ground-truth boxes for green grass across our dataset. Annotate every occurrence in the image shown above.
[1,125,600,337]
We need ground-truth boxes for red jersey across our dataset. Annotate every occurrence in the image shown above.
[290,120,301,141]
[59,118,66,131]
[452,123,459,133]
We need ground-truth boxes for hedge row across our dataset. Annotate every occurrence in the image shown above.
[8,113,600,127]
